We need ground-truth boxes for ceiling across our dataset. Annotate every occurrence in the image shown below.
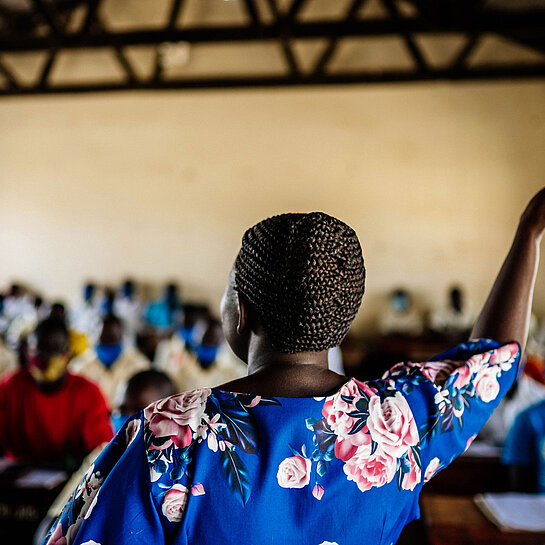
[0,0,544,96]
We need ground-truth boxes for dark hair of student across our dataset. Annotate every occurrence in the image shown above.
[35,317,69,342]
[126,370,176,399]
[234,212,365,353]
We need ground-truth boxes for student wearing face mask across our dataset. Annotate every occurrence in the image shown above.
[0,318,112,465]
[155,313,245,392]
[70,313,149,409]
[378,287,424,337]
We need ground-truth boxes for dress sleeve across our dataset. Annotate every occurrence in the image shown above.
[382,339,520,484]
[42,413,165,545]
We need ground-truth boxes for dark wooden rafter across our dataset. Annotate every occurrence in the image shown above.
[450,34,480,71]
[154,0,186,81]
[243,0,261,26]
[381,0,428,72]
[265,0,301,77]
[30,0,64,37]
[0,56,19,90]
[0,1,545,96]
[313,0,368,75]
[39,49,57,87]
[5,11,545,51]
[79,0,103,36]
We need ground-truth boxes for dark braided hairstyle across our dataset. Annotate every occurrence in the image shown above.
[234,212,365,353]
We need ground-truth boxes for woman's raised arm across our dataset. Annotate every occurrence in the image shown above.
[471,188,545,352]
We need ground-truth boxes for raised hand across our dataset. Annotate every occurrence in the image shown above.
[520,187,545,240]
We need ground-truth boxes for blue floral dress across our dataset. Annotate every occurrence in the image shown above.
[44,339,520,545]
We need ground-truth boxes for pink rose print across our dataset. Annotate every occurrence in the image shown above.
[125,418,141,447]
[423,457,441,483]
[465,434,477,452]
[421,360,458,386]
[366,392,419,458]
[144,388,211,451]
[323,379,376,461]
[401,448,421,491]
[489,344,518,371]
[312,484,324,500]
[244,396,262,408]
[191,483,205,496]
[334,431,371,462]
[343,446,397,492]
[453,364,473,389]
[162,484,189,523]
[277,456,311,489]
[46,523,66,545]
[474,366,500,403]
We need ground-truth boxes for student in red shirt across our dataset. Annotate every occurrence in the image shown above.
[0,317,113,465]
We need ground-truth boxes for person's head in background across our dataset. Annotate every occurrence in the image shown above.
[196,318,224,369]
[112,370,176,432]
[97,314,124,369]
[26,318,70,392]
[102,288,116,315]
[50,302,67,323]
[181,304,210,350]
[136,328,159,363]
[165,283,181,310]
[8,284,22,299]
[449,286,463,314]
[121,279,135,300]
[389,289,411,314]
[83,282,96,304]
[222,212,365,365]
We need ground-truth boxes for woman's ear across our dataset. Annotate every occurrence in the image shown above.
[237,293,247,335]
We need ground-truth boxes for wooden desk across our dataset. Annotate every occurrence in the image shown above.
[423,454,509,496]
[0,462,68,545]
[421,495,545,545]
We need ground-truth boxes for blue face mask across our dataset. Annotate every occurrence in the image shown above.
[196,344,219,369]
[111,413,130,434]
[96,343,123,369]
[179,326,196,349]
[392,295,409,313]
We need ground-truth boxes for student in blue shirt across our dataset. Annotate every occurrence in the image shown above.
[502,399,545,493]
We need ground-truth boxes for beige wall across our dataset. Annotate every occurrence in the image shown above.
[1,81,545,333]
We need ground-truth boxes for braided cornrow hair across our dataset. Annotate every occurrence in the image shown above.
[234,212,365,353]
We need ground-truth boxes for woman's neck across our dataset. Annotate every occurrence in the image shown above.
[219,355,349,398]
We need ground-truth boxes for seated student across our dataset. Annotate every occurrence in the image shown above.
[478,364,545,447]
[49,302,89,359]
[113,279,143,348]
[378,288,424,337]
[112,369,177,433]
[0,318,112,465]
[34,369,177,545]
[144,283,184,332]
[70,313,149,409]
[5,291,41,349]
[502,399,545,493]
[70,282,102,345]
[429,285,474,336]
[155,315,245,392]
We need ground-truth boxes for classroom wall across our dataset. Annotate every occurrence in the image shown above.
[1,81,545,334]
